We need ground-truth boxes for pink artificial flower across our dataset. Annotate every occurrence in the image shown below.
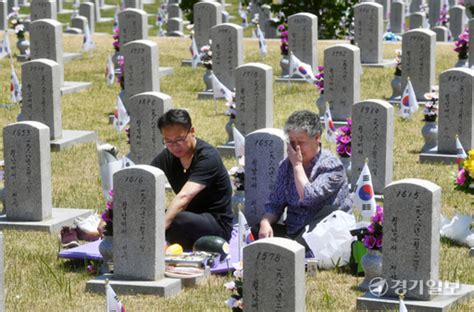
[345,145,352,156]
[106,200,113,210]
[117,55,124,66]
[367,224,375,234]
[347,118,352,126]
[86,264,96,274]
[457,168,467,186]
[372,211,383,224]
[363,235,376,249]
[375,236,383,249]
[339,135,351,144]
[336,144,346,155]
[101,211,111,222]
[339,125,350,134]
[317,66,324,72]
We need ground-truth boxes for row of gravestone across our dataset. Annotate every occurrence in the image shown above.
[2,118,465,309]
[0,0,469,39]
[194,13,473,165]
[11,7,474,201]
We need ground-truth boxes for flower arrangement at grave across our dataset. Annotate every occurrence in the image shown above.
[336,118,352,159]
[423,90,438,122]
[100,190,114,236]
[117,55,125,90]
[362,205,383,251]
[454,28,469,60]
[200,44,212,70]
[229,165,245,191]
[278,24,288,56]
[438,4,449,27]
[393,49,402,76]
[112,27,120,52]
[314,66,324,94]
[455,150,474,193]
[8,8,26,41]
[224,263,243,311]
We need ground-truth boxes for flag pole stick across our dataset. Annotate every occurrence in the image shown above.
[105,278,109,311]
[287,51,293,91]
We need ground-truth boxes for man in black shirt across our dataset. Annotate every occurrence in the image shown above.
[151,109,233,250]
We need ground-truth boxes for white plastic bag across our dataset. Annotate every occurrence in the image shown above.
[440,214,474,247]
[302,210,356,269]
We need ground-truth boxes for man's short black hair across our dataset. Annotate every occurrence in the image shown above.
[158,109,192,131]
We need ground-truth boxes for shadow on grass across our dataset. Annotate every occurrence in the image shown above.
[61,258,101,275]
[440,236,470,248]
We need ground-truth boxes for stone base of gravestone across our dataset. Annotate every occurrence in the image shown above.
[181,59,203,67]
[275,77,309,84]
[166,31,185,37]
[356,283,474,311]
[50,130,97,151]
[97,17,114,23]
[64,27,83,35]
[100,4,115,10]
[0,208,93,234]
[63,52,83,63]
[197,91,215,99]
[159,67,174,77]
[419,147,460,164]
[86,273,182,297]
[61,81,93,95]
[387,99,428,105]
[216,142,235,157]
[319,117,349,129]
[58,9,74,14]
[16,54,30,62]
[166,267,211,288]
[361,59,397,68]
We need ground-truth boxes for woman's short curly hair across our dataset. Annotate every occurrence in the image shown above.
[283,110,322,137]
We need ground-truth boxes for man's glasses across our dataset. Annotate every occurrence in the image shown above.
[162,128,191,146]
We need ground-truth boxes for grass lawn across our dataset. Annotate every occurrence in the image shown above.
[0,0,473,310]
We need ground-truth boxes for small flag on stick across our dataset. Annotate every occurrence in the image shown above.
[106,280,126,312]
[353,160,377,221]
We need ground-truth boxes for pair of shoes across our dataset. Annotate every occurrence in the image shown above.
[74,214,101,241]
[60,226,80,249]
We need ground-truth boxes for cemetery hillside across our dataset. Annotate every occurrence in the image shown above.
[0,0,473,311]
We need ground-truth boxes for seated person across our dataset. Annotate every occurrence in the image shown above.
[253,110,352,251]
[151,109,233,250]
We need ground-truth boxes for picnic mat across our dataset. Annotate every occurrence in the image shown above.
[58,226,241,274]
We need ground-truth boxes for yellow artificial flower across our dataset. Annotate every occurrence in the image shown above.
[464,150,474,174]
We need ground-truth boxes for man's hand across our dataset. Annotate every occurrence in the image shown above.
[165,181,206,230]
[287,143,303,168]
[165,214,173,230]
[259,219,274,239]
